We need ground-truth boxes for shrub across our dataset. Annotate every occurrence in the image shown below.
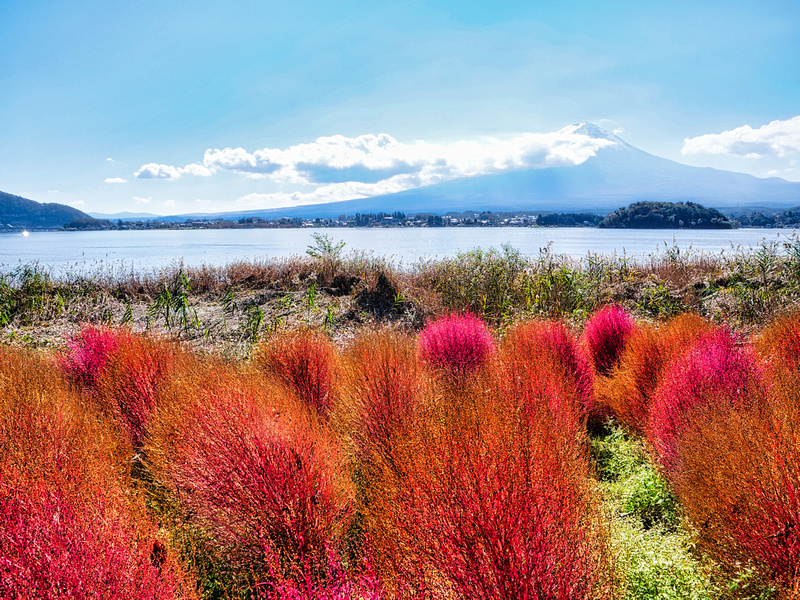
[342,330,425,471]
[753,311,800,370]
[58,324,128,389]
[253,329,339,417]
[388,382,611,599]
[367,346,611,598]
[147,372,354,589]
[599,314,715,434]
[582,305,636,377]
[94,333,182,450]
[648,328,764,476]
[417,313,495,379]
[0,346,191,599]
[497,319,593,436]
[0,482,190,600]
[670,315,800,594]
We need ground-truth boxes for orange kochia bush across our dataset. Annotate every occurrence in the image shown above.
[59,325,188,450]
[646,314,800,595]
[252,328,339,418]
[351,321,612,599]
[595,313,716,434]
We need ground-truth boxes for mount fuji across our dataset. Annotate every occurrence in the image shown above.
[152,124,800,221]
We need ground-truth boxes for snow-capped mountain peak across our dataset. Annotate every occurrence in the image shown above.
[558,122,633,150]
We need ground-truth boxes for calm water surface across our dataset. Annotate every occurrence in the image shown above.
[0,228,793,273]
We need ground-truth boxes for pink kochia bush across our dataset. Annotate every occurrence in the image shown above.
[648,328,764,475]
[660,316,800,593]
[582,305,635,377]
[417,313,495,377]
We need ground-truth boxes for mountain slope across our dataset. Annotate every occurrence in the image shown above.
[0,191,91,229]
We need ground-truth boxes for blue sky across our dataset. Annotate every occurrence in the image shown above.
[1,0,799,215]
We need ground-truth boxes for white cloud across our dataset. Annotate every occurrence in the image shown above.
[135,163,184,180]
[72,200,86,207]
[104,177,127,184]
[137,129,614,193]
[238,175,460,210]
[682,116,800,158]
[164,199,176,208]
[133,196,151,204]
[106,157,115,162]
[134,162,212,179]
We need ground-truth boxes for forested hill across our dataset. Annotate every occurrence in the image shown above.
[598,201,733,229]
[0,191,90,229]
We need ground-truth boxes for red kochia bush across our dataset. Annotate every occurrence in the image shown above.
[147,373,353,587]
[0,481,188,600]
[664,317,800,593]
[369,328,610,598]
[498,319,594,433]
[253,329,338,417]
[59,326,181,450]
[648,328,764,476]
[417,313,495,378]
[96,334,179,450]
[59,325,128,389]
[753,311,800,370]
[390,381,610,599]
[582,305,635,377]
[0,346,191,600]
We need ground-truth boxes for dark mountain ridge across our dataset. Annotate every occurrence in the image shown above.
[0,191,91,229]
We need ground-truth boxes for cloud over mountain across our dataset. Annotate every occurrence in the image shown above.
[683,116,800,158]
[134,130,615,206]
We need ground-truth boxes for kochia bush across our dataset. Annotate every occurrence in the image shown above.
[648,328,764,476]
[387,382,611,599]
[253,329,339,417]
[147,373,354,588]
[417,313,495,378]
[0,346,191,600]
[582,305,635,377]
[599,313,715,434]
[59,325,127,390]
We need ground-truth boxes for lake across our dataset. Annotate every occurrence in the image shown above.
[0,227,793,273]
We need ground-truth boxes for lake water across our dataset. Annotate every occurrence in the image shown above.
[0,227,793,273]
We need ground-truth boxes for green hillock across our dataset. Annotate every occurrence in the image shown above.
[599,201,732,229]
